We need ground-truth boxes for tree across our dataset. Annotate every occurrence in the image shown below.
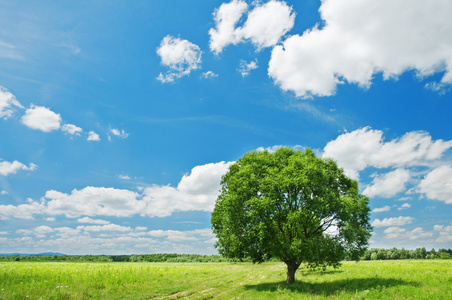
[211,148,372,284]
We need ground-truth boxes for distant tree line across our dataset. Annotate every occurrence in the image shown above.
[0,253,243,262]
[1,248,451,262]
[359,248,452,260]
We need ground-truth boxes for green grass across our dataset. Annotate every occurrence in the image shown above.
[0,260,451,299]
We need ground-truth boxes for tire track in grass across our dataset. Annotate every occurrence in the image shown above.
[185,263,281,299]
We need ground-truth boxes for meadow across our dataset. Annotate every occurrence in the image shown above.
[0,260,451,299]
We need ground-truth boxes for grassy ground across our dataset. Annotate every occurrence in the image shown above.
[0,260,451,299]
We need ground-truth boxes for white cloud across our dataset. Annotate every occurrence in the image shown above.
[16,229,33,236]
[419,165,452,204]
[87,131,100,141]
[383,226,433,240]
[435,224,452,243]
[323,127,452,179]
[6,226,217,255]
[1,190,8,195]
[0,160,37,176]
[0,161,233,219]
[372,216,414,228]
[202,71,218,79]
[268,0,452,97]
[1,90,90,138]
[383,227,406,239]
[44,187,145,218]
[148,230,197,242]
[372,206,391,213]
[238,59,258,77]
[110,128,128,139]
[62,123,82,135]
[46,217,55,221]
[147,228,214,242]
[156,35,202,83]
[119,175,130,180]
[363,169,410,198]
[21,105,62,132]
[34,225,53,237]
[0,86,23,119]
[209,0,295,54]
[77,224,132,232]
[236,0,295,50]
[209,0,249,54]
[408,227,433,240]
[0,201,45,220]
[77,217,110,225]
[141,161,234,217]
[54,227,81,238]
[398,203,411,211]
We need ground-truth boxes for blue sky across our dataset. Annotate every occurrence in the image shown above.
[1,0,451,255]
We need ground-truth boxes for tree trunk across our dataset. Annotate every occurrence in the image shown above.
[286,261,300,284]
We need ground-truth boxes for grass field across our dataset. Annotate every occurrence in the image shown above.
[1,260,451,299]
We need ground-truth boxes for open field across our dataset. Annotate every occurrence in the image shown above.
[1,260,451,299]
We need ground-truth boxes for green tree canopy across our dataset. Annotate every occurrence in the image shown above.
[211,147,372,284]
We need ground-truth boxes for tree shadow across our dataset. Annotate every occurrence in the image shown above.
[245,277,418,296]
[299,269,345,276]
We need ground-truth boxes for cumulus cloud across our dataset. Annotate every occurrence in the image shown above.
[268,0,452,97]
[202,71,218,79]
[419,165,452,204]
[236,0,295,50]
[110,128,128,139]
[6,226,217,255]
[62,124,82,135]
[77,217,110,225]
[398,203,411,211]
[238,59,258,77]
[1,88,88,138]
[209,0,295,54]
[0,160,37,176]
[77,224,132,232]
[0,201,45,220]
[408,227,433,240]
[147,228,214,242]
[383,227,406,239]
[21,105,62,132]
[323,127,452,179]
[156,35,202,83]
[0,86,23,119]
[435,224,452,243]
[0,161,233,219]
[209,0,249,54]
[372,216,414,228]
[142,161,234,217]
[384,226,433,240]
[34,225,53,237]
[372,206,391,213]
[87,131,100,141]
[363,169,410,198]
[44,187,145,218]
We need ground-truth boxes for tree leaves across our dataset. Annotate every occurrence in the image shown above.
[212,147,372,282]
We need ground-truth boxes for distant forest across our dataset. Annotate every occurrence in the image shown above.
[1,248,451,262]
